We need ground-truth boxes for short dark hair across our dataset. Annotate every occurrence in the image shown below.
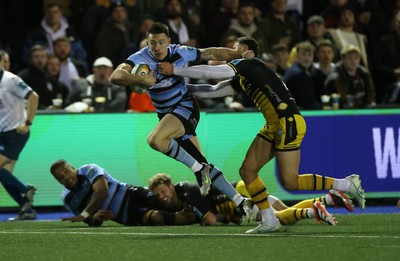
[50,159,67,176]
[147,22,169,38]
[316,39,334,52]
[237,36,260,57]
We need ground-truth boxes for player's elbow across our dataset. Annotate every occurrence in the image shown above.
[110,70,125,85]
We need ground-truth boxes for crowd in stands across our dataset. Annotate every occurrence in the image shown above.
[1,0,399,112]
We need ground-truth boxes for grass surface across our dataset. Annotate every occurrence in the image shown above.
[1,213,399,261]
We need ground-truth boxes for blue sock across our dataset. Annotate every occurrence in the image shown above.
[165,138,199,171]
[209,165,240,201]
[0,168,28,193]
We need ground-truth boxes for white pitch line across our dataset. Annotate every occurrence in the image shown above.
[1,230,400,239]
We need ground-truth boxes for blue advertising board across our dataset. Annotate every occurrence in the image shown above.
[294,112,400,195]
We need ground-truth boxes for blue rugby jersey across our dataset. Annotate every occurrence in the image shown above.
[61,164,135,225]
[125,44,200,114]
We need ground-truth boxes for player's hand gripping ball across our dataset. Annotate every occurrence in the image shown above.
[131,63,150,94]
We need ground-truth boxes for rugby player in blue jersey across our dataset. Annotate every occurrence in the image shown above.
[157,36,366,233]
[50,159,196,226]
[110,22,252,217]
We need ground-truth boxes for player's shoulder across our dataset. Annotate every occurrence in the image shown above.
[78,164,104,178]
[172,44,197,54]
[176,181,198,193]
[3,70,21,82]
[127,48,154,63]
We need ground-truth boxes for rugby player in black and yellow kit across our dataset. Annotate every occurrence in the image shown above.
[157,36,366,234]
[148,173,354,226]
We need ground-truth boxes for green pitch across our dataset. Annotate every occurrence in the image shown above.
[1,213,399,261]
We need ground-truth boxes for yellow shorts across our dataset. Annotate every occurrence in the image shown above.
[258,114,306,151]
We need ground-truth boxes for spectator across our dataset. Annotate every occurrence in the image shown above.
[312,40,337,101]
[159,0,199,46]
[21,3,87,67]
[369,0,400,53]
[327,7,368,67]
[325,45,376,108]
[137,14,156,49]
[371,10,400,103]
[256,0,302,54]
[18,45,68,110]
[0,51,38,221]
[220,2,259,46]
[284,41,319,110]
[66,57,126,112]
[53,37,88,91]
[95,1,136,67]
[203,0,239,47]
[288,15,340,64]
[271,43,290,76]
[46,54,61,78]
[0,50,10,71]
[321,0,352,29]
[80,0,109,66]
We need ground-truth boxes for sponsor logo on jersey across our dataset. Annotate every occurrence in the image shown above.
[277,102,288,110]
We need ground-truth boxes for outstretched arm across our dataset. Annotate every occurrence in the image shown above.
[158,63,236,79]
[198,47,244,61]
[187,80,236,98]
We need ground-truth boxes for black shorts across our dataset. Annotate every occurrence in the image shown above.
[157,96,200,136]
[0,129,30,160]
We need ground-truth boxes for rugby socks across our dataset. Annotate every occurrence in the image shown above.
[298,174,334,190]
[333,178,351,192]
[246,177,278,224]
[209,165,243,203]
[165,138,202,172]
[246,177,270,210]
[276,208,312,225]
[0,168,28,194]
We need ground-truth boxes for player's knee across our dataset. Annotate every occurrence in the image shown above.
[239,165,256,183]
[147,133,160,150]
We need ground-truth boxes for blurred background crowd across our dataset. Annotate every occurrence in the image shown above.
[1,0,399,112]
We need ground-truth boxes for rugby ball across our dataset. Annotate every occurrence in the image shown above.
[131,63,150,94]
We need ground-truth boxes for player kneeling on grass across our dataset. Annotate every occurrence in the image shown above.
[50,159,196,227]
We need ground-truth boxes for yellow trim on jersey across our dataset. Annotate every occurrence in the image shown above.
[227,63,238,73]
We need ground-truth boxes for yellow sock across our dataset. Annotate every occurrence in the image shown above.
[276,207,309,225]
[235,180,250,198]
[298,174,334,190]
[291,198,316,208]
[246,177,271,210]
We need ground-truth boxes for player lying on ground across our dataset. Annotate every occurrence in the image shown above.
[148,174,354,226]
[51,160,352,227]
[50,159,195,226]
